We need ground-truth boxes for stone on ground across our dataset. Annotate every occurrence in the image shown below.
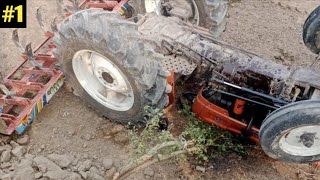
[144,167,155,177]
[12,165,35,180]
[0,145,12,153]
[33,156,62,173]
[47,153,73,168]
[10,141,19,148]
[35,172,43,179]
[17,135,30,145]
[196,166,206,173]
[105,167,117,179]
[11,146,26,157]
[1,174,12,180]
[0,150,11,162]
[78,160,92,172]
[65,172,82,180]
[44,170,69,180]
[102,158,114,170]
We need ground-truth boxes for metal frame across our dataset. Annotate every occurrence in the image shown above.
[0,33,64,135]
[79,0,129,12]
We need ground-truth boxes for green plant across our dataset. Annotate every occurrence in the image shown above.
[113,107,195,179]
[181,104,248,160]
[129,107,181,161]
[113,105,247,179]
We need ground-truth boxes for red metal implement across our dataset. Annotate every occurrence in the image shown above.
[0,34,64,135]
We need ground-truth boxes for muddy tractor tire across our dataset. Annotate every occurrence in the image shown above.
[303,5,320,54]
[259,100,320,163]
[53,9,170,125]
[195,0,228,37]
[130,0,228,37]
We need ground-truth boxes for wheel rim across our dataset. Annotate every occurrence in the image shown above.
[144,0,200,25]
[279,125,320,156]
[72,50,134,112]
[144,0,162,15]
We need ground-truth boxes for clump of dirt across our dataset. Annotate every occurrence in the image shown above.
[23,91,38,98]
[37,75,51,84]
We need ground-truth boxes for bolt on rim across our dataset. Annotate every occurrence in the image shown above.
[72,50,134,111]
[278,125,320,156]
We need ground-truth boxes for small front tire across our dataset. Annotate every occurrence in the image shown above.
[260,100,320,163]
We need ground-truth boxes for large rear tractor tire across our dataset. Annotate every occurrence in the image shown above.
[195,0,228,37]
[260,100,320,163]
[53,9,170,125]
[130,0,228,37]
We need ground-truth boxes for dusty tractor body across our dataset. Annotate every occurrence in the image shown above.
[0,0,319,164]
[138,13,320,154]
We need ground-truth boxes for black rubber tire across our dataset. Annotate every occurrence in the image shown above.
[259,100,320,163]
[303,5,320,54]
[53,9,170,125]
[130,0,228,37]
[195,0,228,37]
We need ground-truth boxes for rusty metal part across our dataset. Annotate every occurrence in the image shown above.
[25,43,44,70]
[60,0,130,16]
[1,34,63,135]
[83,0,129,11]
[88,1,118,9]
[12,29,25,53]
[0,73,14,96]
[36,7,49,33]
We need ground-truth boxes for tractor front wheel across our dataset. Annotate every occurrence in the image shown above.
[260,100,320,163]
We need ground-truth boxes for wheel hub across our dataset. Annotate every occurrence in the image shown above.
[144,0,200,25]
[101,72,114,84]
[144,0,162,15]
[279,126,320,156]
[300,133,316,148]
[72,50,134,111]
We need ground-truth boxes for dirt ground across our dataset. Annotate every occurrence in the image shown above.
[0,0,320,179]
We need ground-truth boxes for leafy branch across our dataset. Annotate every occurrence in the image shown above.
[111,105,247,179]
